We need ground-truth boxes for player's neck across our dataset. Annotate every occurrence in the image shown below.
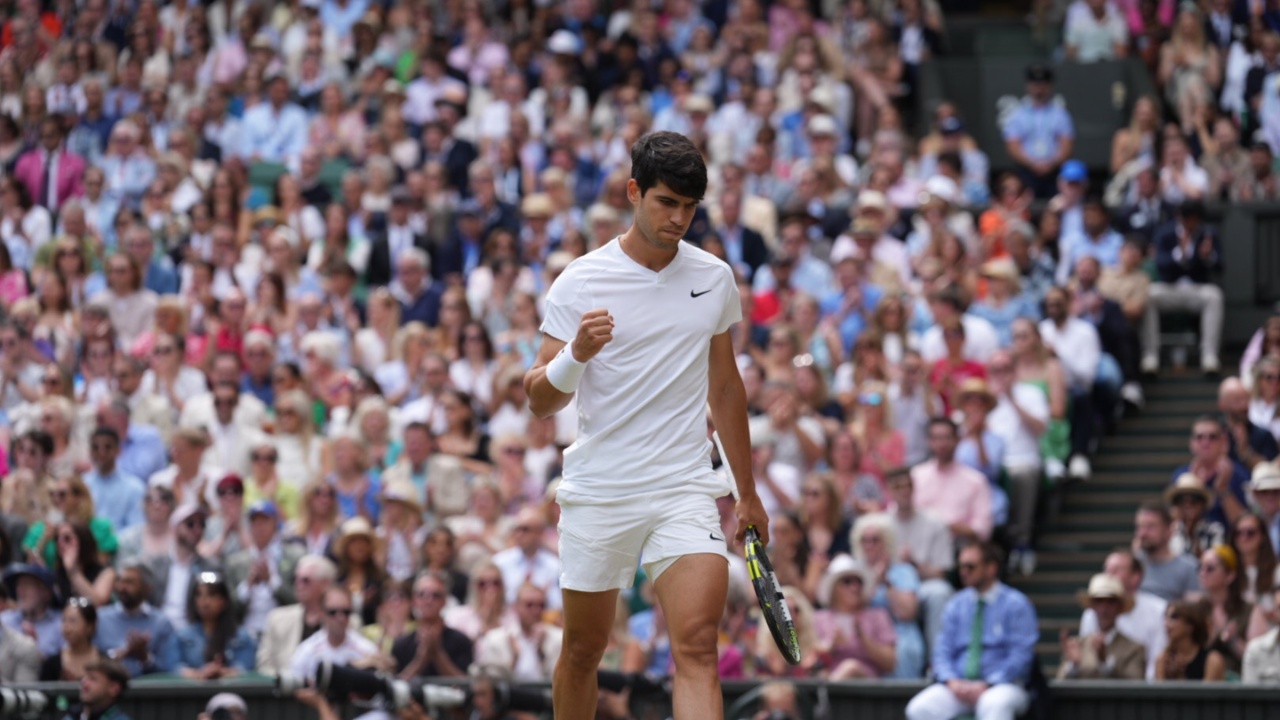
[619,226,678,272]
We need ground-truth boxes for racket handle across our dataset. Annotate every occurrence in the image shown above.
[711,430,740,500]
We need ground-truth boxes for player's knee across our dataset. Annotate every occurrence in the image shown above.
[669,622,719,668]
[559,632,609,672]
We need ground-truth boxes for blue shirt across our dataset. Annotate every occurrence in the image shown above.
[98,153,156,210]
[240,102,309,164]
[144,258,179,296]
[933,583,1038,685]
[821,283,885,354]
[968,296,1040,348]
[1057,228,1124,285]
[332,472,382,523]
[320,0,370,35]
[1171,462,1250,529]
[241,373,274,407]
[83,467,146,531]
[176,623,258,671]
[1002,98,1075,165]
[0,607,62,657]
[94,602,179,677]
[120,424,168,483]
[396,282,444,327]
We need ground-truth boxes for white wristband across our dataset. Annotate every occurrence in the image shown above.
[546,347,587,393]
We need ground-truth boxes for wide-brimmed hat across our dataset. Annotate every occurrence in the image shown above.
[333,516,380,557]
[520,193,555,218]
[957,377,997,411]
[382,478,423,515]
[170,502,210,530]
[817,554,875,606]
[1251,461,1280,492]
[1164,472,1213,506]
[2,563,58,604]
[1076,573,1134,613]
[980,257,1021,290]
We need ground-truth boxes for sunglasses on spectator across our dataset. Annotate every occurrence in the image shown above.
[414,590,446,600]
[325,608,353,617]
[252,453,277,462]
[217,487,243,497]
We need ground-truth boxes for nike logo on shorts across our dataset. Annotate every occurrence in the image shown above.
[710,532,723,541]
[690,289,712,298]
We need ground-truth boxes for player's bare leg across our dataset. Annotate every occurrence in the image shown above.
[553,588,619,720]
[654,553,729,719]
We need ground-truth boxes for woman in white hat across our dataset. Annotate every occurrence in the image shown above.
[813,554,897,679]
[1165,472,1220,557]
[375,478,425,582]
[970,258,1038,348]
[334,516,387,627]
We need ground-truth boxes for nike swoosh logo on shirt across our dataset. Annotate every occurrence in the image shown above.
[710,532,723,542]
[691,289,712,298]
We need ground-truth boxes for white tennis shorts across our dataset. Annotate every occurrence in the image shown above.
[558,490,730,592]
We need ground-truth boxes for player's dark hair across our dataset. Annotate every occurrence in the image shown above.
[630,131,708,201]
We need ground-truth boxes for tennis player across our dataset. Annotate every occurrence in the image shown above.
[525,131,768,719]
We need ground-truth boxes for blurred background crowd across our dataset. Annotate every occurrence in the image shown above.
[0,0,1274,716]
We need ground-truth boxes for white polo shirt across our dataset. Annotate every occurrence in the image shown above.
[541,239,740,503]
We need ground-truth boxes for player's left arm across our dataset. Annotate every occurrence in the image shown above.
[707,330,769,546]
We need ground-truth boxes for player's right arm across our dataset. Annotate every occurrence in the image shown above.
[525,308,614,418]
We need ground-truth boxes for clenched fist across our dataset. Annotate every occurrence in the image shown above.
[571,308,615,362]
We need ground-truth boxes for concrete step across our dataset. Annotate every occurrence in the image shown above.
[1097,435,1189,451]
[1093,453,1188,469]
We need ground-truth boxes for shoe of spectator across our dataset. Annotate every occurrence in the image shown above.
[1017,547,1037,576]
[1068,455,1092,481]
[1120,382,1145,409]
[1202,355,1221,376]
[1045,457,1066,483]
[1141,355,1159,376]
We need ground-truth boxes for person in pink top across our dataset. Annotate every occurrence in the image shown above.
[910,417,994,543]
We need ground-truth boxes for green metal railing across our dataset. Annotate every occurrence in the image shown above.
[8,678,1279,720]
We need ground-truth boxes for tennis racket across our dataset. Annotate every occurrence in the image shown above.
[709,429,801,665]
[744,525,801,665]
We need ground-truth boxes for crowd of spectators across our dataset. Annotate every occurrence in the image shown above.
[0,0,1272,718]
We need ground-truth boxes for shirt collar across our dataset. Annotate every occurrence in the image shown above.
[977,583,1003,604]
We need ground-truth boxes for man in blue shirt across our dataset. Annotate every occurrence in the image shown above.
[1003,63,1075,198]
[83,427,146,531]
[1057,196,1125,285]
[240,74,309,167]
[1,564,63,657]
[906,542,1039,720]
[96,396,168,483]
[94,562,179,677]
[1170,415,1250,532]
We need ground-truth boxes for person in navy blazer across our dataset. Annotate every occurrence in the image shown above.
[13,117,85,213]
[365,188,434,289]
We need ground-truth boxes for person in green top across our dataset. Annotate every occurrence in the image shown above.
[23,475,117,570]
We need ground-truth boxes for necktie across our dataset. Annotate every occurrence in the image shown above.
[964,598,986,680]
[40,152,53,209]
